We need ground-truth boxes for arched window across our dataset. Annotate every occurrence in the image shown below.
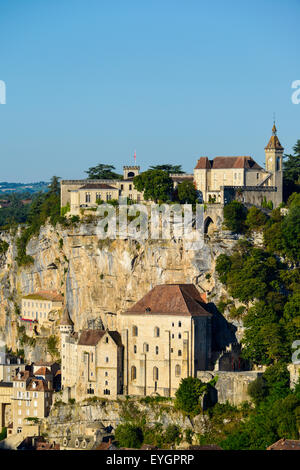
[178,350,182,357]
[134,345,137,354]
[154,327,160,337]
[155,346,159,355]
[132,326,138,337]
[143,343,149,353]
[153,367,159,381]
[131,366,137,380]
[175,364,181,377]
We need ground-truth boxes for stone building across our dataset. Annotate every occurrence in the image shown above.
[61,165,143,215]
[120,284,212,397]
[0,352,24,383]
[11,370,53,434]
[60,325,123,400]
[21,290,63,332]
[194,124,283,207]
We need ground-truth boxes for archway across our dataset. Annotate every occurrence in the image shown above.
[204,216,215,235]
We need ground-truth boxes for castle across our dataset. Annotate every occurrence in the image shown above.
[60,124,284,215]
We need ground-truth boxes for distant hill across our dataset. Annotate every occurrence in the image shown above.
[0,181,50,195]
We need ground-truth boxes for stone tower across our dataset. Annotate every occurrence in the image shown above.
[123,166,140,180]
[265,123,284,206]
[59,306,74,335]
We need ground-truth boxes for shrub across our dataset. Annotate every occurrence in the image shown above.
[247,376,268,405]
[175,377,207,416]
[0,239,9,254]
[223,201,248,233]
[115,423,143,449]
[164,424,181,445]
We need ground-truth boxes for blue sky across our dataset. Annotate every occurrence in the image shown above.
[0,0,299,182]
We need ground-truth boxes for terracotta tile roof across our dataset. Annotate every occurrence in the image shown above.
[27,378,52,392]
[34,367,51,376]
[79,183,118,190]
[194,157,211,169]
[78,329,106,346]
[267,439,300,450]
[96,440,117,450]
[14,370,31,381]
[195,156,262,170]
[23,290,64,302]
[122,284,212,317]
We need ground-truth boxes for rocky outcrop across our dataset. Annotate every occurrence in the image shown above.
[42,398,208,439]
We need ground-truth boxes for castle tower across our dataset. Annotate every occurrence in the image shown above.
[264,123,284,205]
[59,306,74,335]
[123,166,140,180]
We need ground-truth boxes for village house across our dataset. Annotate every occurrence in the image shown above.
[11,370,53,435]
[0,351,24,383]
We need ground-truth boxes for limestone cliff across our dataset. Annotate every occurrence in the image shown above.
[0,221,239,358]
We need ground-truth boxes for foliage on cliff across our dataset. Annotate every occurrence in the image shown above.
[216,193,300,366]
[220,365,300,450]
[15,176,66,265]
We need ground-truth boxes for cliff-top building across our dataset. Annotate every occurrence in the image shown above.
[193,124,283,207]
[60,125,283,214]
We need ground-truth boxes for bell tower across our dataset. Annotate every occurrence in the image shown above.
[264,122,284,205]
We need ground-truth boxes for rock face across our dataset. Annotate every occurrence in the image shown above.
[0,221,239,355]
[42,398,207,441]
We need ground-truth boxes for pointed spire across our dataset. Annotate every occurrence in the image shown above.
[59,306,73,326]
[265,121,283,150]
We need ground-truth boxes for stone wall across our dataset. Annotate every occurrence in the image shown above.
[197,370,263,406]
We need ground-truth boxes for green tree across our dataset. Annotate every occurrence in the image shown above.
[175,377,207,416]
[149,164,184,174]
[85,164,122,180]
[248,376,268,405]
[223,201,248,233]
[246,206,268,231]
[176,180,198,204]
[164,424,181,445]
[114,423,143,449]
[281,205,300,262]
[133,169,173,202]
[283,140,300,198]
